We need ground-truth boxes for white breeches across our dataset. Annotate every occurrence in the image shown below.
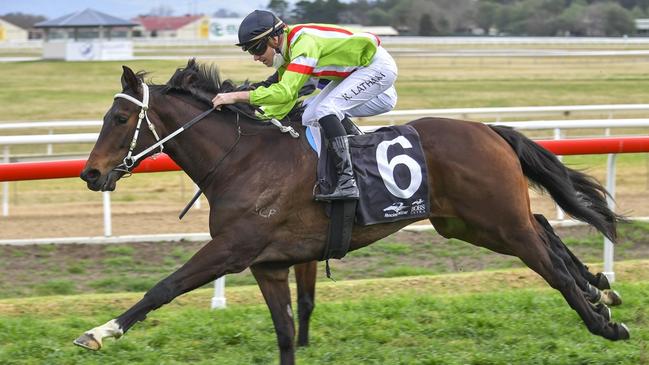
[301,46,398,127]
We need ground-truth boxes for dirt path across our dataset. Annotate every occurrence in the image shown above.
[1,191,647,240]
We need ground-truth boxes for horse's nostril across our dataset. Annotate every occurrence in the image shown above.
[87,169,99,179]
[82,168,101,182]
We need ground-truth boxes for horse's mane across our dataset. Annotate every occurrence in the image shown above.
[159,58,304,123]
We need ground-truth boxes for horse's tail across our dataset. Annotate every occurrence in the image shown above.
[489,125,624,242]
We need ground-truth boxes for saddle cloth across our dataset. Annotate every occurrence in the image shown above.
[311,124,430,226]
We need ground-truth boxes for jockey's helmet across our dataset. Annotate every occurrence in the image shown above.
[236,10,285,55]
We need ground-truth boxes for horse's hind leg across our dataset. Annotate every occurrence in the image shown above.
[534,214,621,307]
[251,264,296,365]
[534,214,609,289]
[505,224,629,341]
[294,261,317,347]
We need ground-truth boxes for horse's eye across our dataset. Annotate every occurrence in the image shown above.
[116,115,128,124]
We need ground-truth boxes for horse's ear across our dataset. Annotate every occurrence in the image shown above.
[121,65,140,91]
[187,58,197,69]
[182,72,198,89]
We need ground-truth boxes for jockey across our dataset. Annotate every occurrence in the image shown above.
[212,10,398,201]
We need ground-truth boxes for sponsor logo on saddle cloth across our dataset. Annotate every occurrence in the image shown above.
[348,125,430,225]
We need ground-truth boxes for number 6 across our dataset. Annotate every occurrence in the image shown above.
[376,136,422,199]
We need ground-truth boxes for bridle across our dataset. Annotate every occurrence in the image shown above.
[113,82,165,175]
[112,81,222,177]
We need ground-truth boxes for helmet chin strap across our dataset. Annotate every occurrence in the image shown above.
[271,33,286,69]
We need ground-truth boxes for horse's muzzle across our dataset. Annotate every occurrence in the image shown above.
[80,167,123,192]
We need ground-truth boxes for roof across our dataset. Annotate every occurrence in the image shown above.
[133,15,203,32]
[0,18,25,30]
[35,8,137,28]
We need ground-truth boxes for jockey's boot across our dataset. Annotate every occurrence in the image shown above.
[315,135,360,201]
[341,116,363,136]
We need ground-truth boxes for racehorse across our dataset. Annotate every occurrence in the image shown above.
[75,60,629,365]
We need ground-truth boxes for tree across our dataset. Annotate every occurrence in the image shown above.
[267,0,290,19]
[213,9,240,18]
[367,8,392,25]
[292,0,345,23]
[600,3,635,35]
[475,2,500,34]
[148,5,174,16]
[419,13,435,35]
[583,2,634,36]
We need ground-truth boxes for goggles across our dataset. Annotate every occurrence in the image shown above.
[243,37,269,56]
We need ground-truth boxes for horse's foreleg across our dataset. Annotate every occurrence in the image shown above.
[251,264,296,365]
[294,260,317,347]
[74,238,241,351]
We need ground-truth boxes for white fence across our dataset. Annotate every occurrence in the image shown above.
[2,105,649,303]
[4,104,649,131]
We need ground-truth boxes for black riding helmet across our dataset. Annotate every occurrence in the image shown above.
[236,10,285,55]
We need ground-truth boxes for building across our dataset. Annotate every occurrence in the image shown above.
[133,15,209,39]
[636,19,649,36]
[0,18,28,42]
[336,24,399,36]
[34,8,137,61]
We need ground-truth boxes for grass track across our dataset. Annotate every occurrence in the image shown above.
[1,261,648,364]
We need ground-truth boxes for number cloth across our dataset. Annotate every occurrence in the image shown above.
[322,125,429,225]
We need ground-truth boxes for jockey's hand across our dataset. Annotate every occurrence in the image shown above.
[211,91,251,110]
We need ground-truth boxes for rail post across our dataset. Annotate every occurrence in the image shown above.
[603,147,617,283]
[211,277,226,309]
[193,183,201,209]
[602,128,616,282]
[103,191,112,237]
[2,146,8,217]
[47,129,53,155]
[554,128,564,220]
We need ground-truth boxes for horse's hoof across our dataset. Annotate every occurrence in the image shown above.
[593,303,611,322]
[617,323,630,340]
[73,333,102,351]
[602,290,622,306]
[595,272,611,290]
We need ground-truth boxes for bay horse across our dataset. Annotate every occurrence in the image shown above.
[75,60,628,364]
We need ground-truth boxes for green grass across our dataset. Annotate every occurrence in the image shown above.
[0,267,647,365]
[2,53,649,122]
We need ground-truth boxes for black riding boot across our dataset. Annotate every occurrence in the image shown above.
[315,135,360,201]
[341,116,363,136]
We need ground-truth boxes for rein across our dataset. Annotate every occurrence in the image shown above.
[178,112,242,220]
[112,81,244,219]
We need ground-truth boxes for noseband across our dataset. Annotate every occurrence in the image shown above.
[113,82,164,175]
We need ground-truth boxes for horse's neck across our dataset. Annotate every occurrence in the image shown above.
[154,95,309,195]
[156,107,238,187]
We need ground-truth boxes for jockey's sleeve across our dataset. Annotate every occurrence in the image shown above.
[250,72,279,89]
[250,37,319,110]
